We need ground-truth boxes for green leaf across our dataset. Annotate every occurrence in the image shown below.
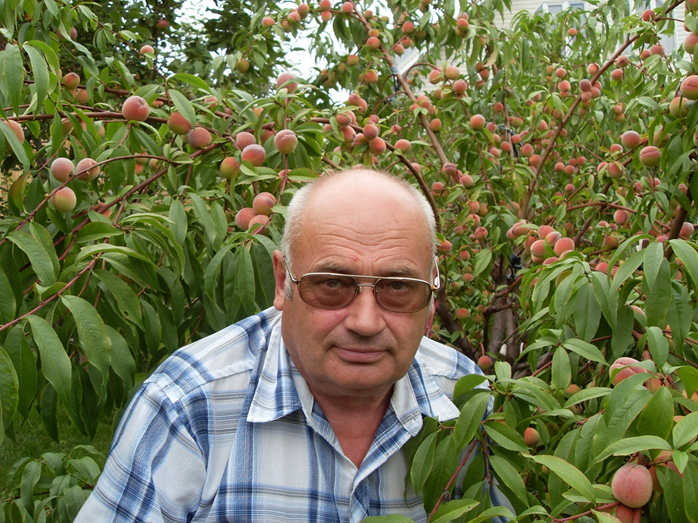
[643,259,672,326]
[453,392,488,451]
[636,386,673,439]
[564,387,612,408]
[0,266,16,323]
[526,454,596,503]
[0,346,19,431]
[573,281,600,342]
[643,241,664,290]
[430,499,479,523]
[4,44,24,115]
[671,240,698,293]
[169,89,197,127]
[169,199,188,246]
[684,459,698,523]
[251,241,276,309]
[593,436,672,463]
[646,326,669,367]
[464,506,517,523]
[23,44,49,111]
[410,431,437,495]
[76,244,155,266]
[20,461,40,515]
[171,73,212,92]
[4,326,37,418]
[657,467,690,523]
[0,120,30,172]
[24,40,59,72]
[189,193,218,250]
[591,509,624,523]
[561,338,607,365]
[77,222,123,244]
[552,346,571,393]
[234,246,256,319]
[205,243,236,300]
[93,269,144,329]
[676,367,698,399]
[489,454,527,504]
[105,326,134,392]
[25,315,71,409]
[674,412,698,449]
[484,421,528,452]
[61,296,112,387]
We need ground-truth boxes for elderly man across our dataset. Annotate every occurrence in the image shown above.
[77,169,486,522]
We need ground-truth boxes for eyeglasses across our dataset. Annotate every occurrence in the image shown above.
[285,264,440,313]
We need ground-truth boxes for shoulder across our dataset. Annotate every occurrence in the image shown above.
[415,337,484,396]
[143,307,282,404]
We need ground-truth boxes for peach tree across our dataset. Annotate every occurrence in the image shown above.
[0,0,698,521]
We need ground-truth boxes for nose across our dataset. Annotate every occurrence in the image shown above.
[342,283,387,337]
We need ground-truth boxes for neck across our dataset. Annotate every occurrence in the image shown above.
[311,387,393,468]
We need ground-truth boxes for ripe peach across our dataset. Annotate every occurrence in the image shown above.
[122,95,150,122]
[235,207,256,230]
[140,44,155,55]
[470,114,486,130]
[320,10,332,22]
[621,130,641,150]
[685,33,698,54]
[274,129,298,154]
[252,192,276,216]
[640,145,661,167]
[369,137,386,154]
[234,132,256,150]
[187,128,213,149]
[682,75,698,100]
[276,72,298,93]
[76,158,100,181]
[437,239,452,253]
[2,119,24,144]
[50,157,74,182]
[62,72,80,90]
[670,97,688,118]
[241,144,266,166]
[611,463,653,508]
[248,214,271,234]
[609,357,649,386]
[341,1,353,13]
[394,139,411,153]
[608,161,624,179]
[681,222,695,239]
[167,112,192,135]
[445,66,460,80]
[477,356,492,371]
[614,209,629,226]
[429,118,442,131]
[220,157,240,179]
[553,237,574,256]
[523,427,540,447]
[366,36,381,49]
[614,505,638,523]
[50,187,77,212]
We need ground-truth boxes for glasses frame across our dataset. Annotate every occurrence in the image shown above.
[285,261,441,313]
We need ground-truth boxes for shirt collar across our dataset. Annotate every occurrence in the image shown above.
[246,314,460,427]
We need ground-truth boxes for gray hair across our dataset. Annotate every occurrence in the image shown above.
[280,169,437,299]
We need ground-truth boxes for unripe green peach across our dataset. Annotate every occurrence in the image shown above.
[236,59,250,73]
[669,96,688,118]
[50,157,74,182]
[50,187,77,212]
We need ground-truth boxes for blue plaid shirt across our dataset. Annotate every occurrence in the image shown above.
[77,307,486,522]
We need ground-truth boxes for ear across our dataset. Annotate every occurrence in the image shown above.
[272,250,287,311]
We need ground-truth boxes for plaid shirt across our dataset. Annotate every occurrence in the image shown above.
[77,307,487,522]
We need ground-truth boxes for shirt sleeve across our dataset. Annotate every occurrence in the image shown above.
[76,381,207,522]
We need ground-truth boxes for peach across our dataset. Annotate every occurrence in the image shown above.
[614,209,629,226]
[538,225,554,239]
[429,118,442,131]
[364,70,378,83]
[236,132,256,150]
[621,130,641,150]
[445,66,460,80]
[611,463,653,508]
[437,239,452,253]
[368,137,386,154]
[685,33,698,54]
[76,158,100,181]
[140,44,155,55]
[220,157,240,179]
[523,427,540,447]
[680,222,695,239]
[248,214,271,234]
[252,192,276,216]
[614,505,638,523]
[456,308,470,320]
[187,128,213,149]
[50,187,77,212]
[681,75,698,100]
[477,356,492,371]
[670,97,688,118]
[395,139,411,153]
[235,207,256,230]
[262,16,275,27]
[2,119,24,144]
[341,1,353,13]
[530,239,546,258]
[241,144,266,166]
[51,157,74,182]
[122,96,150,122]
[608,161,624,179]
[62,72,80,90]
[640,145,661,167]
[236,59,250,73]
[276,72,298,93]
[366,36,381,49]
[363,124,379,140]
[156,19,169,29]
[167,112,192,135]
[609,357,649,385]
[553,237,574,256]
[274,130,298,154]
[470,114,486,130]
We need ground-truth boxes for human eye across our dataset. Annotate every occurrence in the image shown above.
[315,275,353,291]
[383,279,416,292]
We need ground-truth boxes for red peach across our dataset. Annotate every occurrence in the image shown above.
[241,144,266,166]
[276,72,298,93]
[274,129,298,154]
[167,112,192,135]
[553,237,574,256]
[477,356,492,371]
[220,157,240,179]
[611,463,653,508]
[523,427,540,447]
[682,75,698,100]
[2,120,25,144]
[76,158,100,181]
[248,214,271,234]
[395,139,411,152]
[236,132,256,150]
[609,357,649,386]
[62,72,80,90]
[122,95,150,122]
[470,114,486,130]
[621,130,641,150]
[187,128,213,149]
[140,44,155,55]
[640,145,661,167]
[235,207,256,230]
[252,192,276,216]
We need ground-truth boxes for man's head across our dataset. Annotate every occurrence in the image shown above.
[272,169,438,400]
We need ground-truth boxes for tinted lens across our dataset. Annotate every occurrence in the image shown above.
[299,274,358,309]
[375,279,431,312]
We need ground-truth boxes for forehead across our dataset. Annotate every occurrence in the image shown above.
[291,175,433,274]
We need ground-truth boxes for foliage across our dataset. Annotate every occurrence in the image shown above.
[0,0,698,520]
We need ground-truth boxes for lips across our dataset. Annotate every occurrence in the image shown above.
[333,346,386,363]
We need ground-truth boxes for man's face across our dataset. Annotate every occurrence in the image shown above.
[273,177,435,400]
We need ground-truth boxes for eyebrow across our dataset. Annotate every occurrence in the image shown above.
[310,263,422,278]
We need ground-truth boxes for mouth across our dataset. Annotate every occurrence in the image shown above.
[333,346,386,363]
